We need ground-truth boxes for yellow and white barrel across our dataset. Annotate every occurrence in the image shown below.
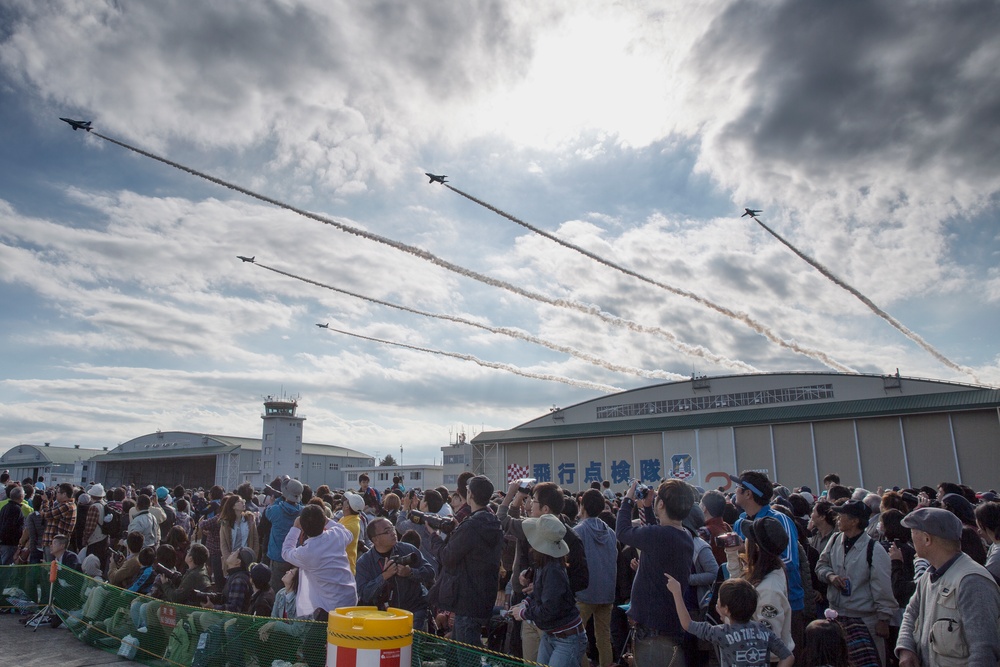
[327,607,413,667]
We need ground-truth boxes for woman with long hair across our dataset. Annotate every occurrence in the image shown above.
[219,493,259,569]
[725,515,795,654]
[164,524,191,573]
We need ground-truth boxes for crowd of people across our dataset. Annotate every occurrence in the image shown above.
[1,466,999,667]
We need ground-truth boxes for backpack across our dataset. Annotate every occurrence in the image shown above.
[103,504,124,541]
[191,622,227,667]
[165,615,200,666]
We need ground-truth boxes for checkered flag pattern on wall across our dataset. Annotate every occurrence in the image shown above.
[507,464,529,485]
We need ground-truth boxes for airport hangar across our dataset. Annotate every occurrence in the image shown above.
[470,372,1000,494]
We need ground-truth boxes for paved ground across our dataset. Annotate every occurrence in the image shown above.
[0,611,126,667]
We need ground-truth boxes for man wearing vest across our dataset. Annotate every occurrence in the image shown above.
[81,483,110,571]
[896,507,1000,667]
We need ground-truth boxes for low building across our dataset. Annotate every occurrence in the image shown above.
[0,443,104,487]
[472,372,1000,492]
[344,464,444,493]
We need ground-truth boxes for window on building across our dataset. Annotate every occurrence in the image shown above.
[378,472,389,481]
[328,463,340,470]
[264,447,273,455]
[265,433,273,440]
[311,462,321,468]
[294,463,300,469]
[410,471,421,480]
[263,461,272,469]
[444,454,465,465]
[444,474,457,485]
[348,472,359,482]
[295,436,301,442]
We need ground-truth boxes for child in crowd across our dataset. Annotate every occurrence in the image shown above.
[799,617,849,667]
[665,574,793,667]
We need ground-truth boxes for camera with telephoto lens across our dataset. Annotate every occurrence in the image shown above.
[390,552,419,568]
[408,509,457,534]
[153,562,184,584]
[192,589,224,604]
[627,478,651,500]
[517,478,536,494]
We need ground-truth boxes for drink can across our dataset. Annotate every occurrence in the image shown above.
[842,577,852,597]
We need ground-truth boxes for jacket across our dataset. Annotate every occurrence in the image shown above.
[356,541,434,614]
[265,498,301,563]
[129,510,160,548]
[896,552,1000,667]
[727,550,794,652]
[499,504,589,596]
[394,516,445,574]
[163,565,211,605]
[735,505,804,611]
[815,531,897,622]
[523,557,581,632]
[615,499,693,635]
[573,517,617,604]
[219,513,260,563]
[0,500,25,545]
[434,506,503,618]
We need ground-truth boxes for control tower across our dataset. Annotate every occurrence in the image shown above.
[260,395,304,480]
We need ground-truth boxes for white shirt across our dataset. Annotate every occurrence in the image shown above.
[282,519,357,617]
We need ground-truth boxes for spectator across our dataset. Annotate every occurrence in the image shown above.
[220,494,260,565]
[282,503,357,617]
[382,493,401,525]
[127,546,158,596]
[358,474,382,513]
[731,471,806,652]
[81,483,109,570]
[896,507,1000,667]
[130,494,161,548]
[340,492,365,575]
[109,531,146,588]
[822,474,840,494]
[50,533,82,571]
[434,475,503,647]
[725,516,795,654]
[573,489,618,667]
[18,494,45,563]
[0,485,26,564]
[665,576,793,667]
[204,547,255,614]
[249,563,275,616]
[174,497,193,537]
[602,480,615,503]
[453,472,475,524]
[162,542,212,605]
[700,489,733,564]
[395,488,446,574]
[264,478,303,593]
[816,500,897,664]
[356,517,435,629]
[40,482,77,560]
[974,501,1000,583]
[511,514,587,667]
[800,618,849,667]
[155,486,176,535]
[616,479,695,667]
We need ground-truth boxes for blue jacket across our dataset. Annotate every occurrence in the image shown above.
[265,499,301,563]
[734,504,804,611]
[573,517,617,605]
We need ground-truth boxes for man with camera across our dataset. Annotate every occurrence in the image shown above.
[395,489,448,574]
[356,517,435,629]
[202,547,255,613]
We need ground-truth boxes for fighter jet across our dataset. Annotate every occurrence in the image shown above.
[59,117,92,132]
[425,173,448,184]
[237,255,255,263]
[316,323,330,329]
[742,208,762,218]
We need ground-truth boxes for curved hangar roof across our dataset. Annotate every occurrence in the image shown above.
[473,372,1000,444]
[93,431,372,462]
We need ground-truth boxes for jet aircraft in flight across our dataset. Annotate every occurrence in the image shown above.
[237,255,255,263]
[59,117,92,131]
[742,208,762,218]
[316,323,330,329]
[425,173,448,184]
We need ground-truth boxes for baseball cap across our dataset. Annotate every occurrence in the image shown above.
[901,507,962,542]
[344,492,365,513]
[156,486,169,500]
[832,500,872,527]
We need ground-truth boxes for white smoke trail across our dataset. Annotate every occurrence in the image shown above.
[323,326,624,393]
[750,216,980,382]
[87,130,755,373]
[443,183,855,373]
[254,261,687,381]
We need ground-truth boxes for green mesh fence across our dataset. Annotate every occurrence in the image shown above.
[1,565,536,667]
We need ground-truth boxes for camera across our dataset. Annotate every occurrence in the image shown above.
[192,590,224,604]
[111,549,126,565]
[627,479,651,500]
[408,510,457,534]
[716,532,742,549]
[153,562,184,584]
[390,552,419,568]
[517,478,536,494]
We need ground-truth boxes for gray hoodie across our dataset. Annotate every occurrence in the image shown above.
[573,517,617,605]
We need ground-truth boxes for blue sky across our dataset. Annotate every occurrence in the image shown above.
[1,1,998,464]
